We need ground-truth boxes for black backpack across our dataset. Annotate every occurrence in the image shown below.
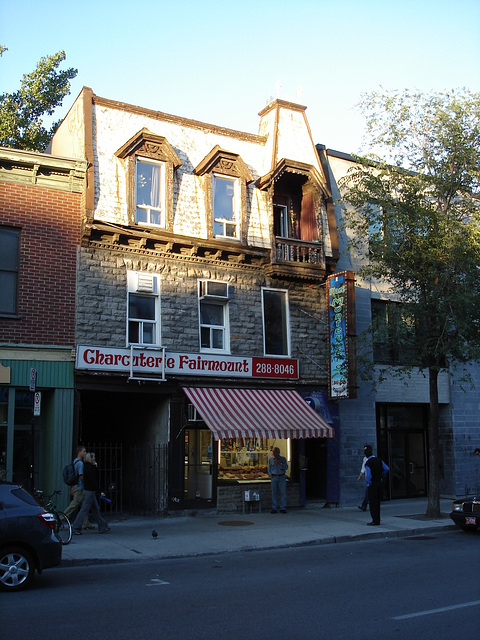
[62,458,80,486]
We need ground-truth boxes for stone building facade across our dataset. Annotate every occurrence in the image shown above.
[0,147,86,493]
[51,88,340,513]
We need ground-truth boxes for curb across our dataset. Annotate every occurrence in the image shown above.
[59,523,455,568]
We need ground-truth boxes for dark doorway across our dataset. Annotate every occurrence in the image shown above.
[304,438,328,500]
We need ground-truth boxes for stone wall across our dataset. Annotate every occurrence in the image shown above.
[76,245,330,384]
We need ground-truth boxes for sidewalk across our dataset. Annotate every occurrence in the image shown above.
[61,498,456,567]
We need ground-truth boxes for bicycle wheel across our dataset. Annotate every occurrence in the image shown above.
[55,511,72,545]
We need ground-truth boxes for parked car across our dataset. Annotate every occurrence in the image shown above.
[450,497,480,532]
[0,482,62,591]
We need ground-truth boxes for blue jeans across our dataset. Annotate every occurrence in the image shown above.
[271,475,287,511]
[72,490,109,533]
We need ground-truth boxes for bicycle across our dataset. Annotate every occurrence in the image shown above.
[34,489,72,545]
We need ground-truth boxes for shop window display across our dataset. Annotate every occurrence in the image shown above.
[218,438,290,483]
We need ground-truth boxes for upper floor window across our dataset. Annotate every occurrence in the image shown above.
[116,129,182,232]
[198,280,230,353]
[371,299,418,365]
[135,158,165,227]
[262,288,290,356]
[194,146,253,243]
[0,226,20,316]
[212,175,239,239]
[127,271,160,346]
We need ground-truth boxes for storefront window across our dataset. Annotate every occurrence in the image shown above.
[218,438,291,483]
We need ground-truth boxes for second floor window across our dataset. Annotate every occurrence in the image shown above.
[212,175,238,239]
[199,280,229,352]
[127,272,160,345]
[135,158,165,227]
[262,288,290,356]
[0,226,20,315]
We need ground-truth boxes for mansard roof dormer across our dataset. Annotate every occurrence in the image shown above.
[256,99,329,197]
[115,128,182,168]
[194,145,253,182]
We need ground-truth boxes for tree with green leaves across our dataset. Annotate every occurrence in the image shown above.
[0,48,77,151]
[340,89,480,518]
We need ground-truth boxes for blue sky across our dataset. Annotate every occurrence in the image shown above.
[1,0,479,153]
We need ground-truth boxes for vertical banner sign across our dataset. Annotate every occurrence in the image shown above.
[327,271,357,399]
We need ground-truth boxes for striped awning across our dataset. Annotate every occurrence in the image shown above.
[183,387,334,440]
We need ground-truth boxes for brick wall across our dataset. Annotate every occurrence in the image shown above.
[0,181,81,345]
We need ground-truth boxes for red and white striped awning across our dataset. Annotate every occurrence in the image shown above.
[183,387,334,440]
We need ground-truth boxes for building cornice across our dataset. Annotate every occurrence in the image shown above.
[0,147,87,193]
[93,95,267,145]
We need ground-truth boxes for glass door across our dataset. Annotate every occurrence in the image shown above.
[388,430,427,498]
[184,429,213,504]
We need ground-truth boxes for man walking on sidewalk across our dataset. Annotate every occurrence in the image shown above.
[364,445,389,526]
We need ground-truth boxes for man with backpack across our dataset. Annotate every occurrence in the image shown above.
[363,444,389,526]
[64,446,92,528]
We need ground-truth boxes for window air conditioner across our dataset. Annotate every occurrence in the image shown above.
[187,403,203,422]
[199,281,229,299]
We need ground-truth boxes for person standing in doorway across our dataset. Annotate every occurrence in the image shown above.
[268,447,288,514]
[72,452,110,535]
[357,449,369,512]
[364,445,389,526]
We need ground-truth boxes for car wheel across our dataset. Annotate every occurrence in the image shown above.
[0,547,35,592]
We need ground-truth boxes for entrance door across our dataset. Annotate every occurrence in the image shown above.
[389,430,427,498]
[184,429,213,505]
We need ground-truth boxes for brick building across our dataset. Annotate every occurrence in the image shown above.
[0,147,86,491]
[50,88,340,513]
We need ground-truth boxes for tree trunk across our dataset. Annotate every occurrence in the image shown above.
[426,367,441,518]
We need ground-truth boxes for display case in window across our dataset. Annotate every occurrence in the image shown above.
[218,437,290,483]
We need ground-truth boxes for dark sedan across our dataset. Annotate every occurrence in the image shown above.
[450,497,480,532]
[0,482,62,591]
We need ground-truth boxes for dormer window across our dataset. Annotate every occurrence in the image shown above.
[116,129,182,232]
[212,174,239,238]
[195,146,253,243]
[135,158,165,227]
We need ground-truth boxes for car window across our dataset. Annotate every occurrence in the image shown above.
[11,487,39,506]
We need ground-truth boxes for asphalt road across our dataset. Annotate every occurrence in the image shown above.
[5,529,480,640]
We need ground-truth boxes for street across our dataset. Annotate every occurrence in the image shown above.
[5,529,480,640]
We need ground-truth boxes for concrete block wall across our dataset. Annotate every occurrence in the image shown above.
[450,363,480,497]
[216,482,301,513]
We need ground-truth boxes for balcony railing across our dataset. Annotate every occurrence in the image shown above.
[273,237,325,266]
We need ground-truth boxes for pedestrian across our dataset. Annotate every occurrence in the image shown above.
[363,445,389,526]
[357,449,369,511]
[71,452,110,535]
[64,446,94,530]
[268,446,288,514]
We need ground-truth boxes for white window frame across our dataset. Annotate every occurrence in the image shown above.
[212,174,239,239]
[135,157,166,227]
[198,279,230,353]
[274,204,290,238]
[261,287,291,357]
[127,271,161,346]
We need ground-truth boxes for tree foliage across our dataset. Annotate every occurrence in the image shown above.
[340,89,480,517]
[0,48,77,151]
